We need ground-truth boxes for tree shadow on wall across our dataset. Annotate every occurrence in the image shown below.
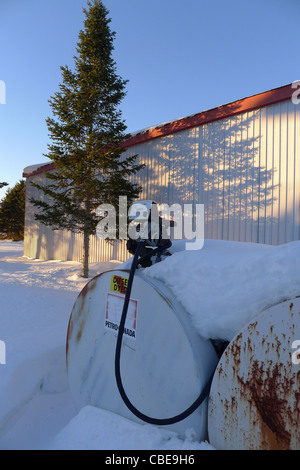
[200,109,278,243]
[132,104,278,244]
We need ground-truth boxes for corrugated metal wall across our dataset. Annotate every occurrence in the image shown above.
[201,100,300,244]
[24,98,300,262]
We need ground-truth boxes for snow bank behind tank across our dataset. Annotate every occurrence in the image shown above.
[142,239,300,341]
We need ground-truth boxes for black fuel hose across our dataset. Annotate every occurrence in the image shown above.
[114,240,215,426]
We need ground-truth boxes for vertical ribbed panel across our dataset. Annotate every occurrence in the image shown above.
[23,99,300,263]
[199,100,300,245]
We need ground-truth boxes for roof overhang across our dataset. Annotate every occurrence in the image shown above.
[23,82,296,178]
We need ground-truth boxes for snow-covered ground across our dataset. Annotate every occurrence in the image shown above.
[0,238,300,450]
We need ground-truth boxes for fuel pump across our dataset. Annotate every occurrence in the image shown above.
[115,200,217,425]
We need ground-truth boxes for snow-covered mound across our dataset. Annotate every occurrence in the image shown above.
[143,239,300,341]
[46,406,213,450]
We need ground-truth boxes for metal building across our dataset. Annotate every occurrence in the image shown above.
[23,83,300,262]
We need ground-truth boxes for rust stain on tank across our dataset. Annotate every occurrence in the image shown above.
[66,317,74,367]
[230,332,242,368]
[76,324,83,343]
[249,362,291,449]
[73,281,98,342]
[68,281,97,346]
[66,274,104,366]
[77,278,98,311]
[75,304,90,343]
[237,358,294,450]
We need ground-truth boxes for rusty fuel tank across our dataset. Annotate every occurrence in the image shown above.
[208,295,300,450]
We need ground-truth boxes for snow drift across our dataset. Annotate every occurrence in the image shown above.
[143,239,300,341]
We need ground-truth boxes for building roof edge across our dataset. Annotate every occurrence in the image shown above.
[23,83,295,177]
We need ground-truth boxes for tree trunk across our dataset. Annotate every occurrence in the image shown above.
[82,200,91,278]
[82,229,90,278]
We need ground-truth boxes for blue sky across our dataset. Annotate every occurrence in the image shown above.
[0,0,299,199]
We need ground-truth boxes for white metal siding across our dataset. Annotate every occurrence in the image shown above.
[201,100,300,245]
[24,99,300,262]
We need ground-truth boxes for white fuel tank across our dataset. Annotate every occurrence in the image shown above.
[208,295,300,450]
[66,269,219,441]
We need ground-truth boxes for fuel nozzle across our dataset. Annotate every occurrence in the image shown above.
[127,200,173,267]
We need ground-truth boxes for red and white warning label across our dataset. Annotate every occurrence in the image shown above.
[105,292,137,340]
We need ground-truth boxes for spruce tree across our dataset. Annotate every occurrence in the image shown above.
[0,180,25,241]
[30,0,143,277]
